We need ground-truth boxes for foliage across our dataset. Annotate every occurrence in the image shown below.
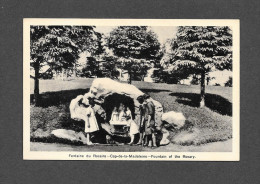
[225,76,232,87]
[80,57,99,78]
[107,26,162,82]
[99,56,120,79]
[190,74,215,86]
[162,26,232,106]
[190,75,200,85]
[206,75,215,85]
[30,26,103,105]
[117,58,151,81]
[172,26,232,72]
[80,56,120,79]
[30,105,65,133]
[152,67,190,84]
[30,26,103,75]
[107,26,161,59]
[156,39,190,83]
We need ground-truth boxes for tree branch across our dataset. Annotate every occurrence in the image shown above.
[30,75,35,79]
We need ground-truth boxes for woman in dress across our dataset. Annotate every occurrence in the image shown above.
[121,106,139,145]
[84,98,99,145]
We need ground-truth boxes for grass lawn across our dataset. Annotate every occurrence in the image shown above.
[30,78,232,148]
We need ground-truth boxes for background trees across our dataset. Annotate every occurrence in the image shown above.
[30,25,233,107]
[30,26,103,105]
[107,26,162,83]
[225,77,232,87]
[164,26,232,107]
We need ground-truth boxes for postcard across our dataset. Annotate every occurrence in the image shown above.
[24,19,239,160]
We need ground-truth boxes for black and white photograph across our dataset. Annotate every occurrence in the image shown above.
[23,19,240,160]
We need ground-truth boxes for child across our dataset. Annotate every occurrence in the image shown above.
[137,94,155,148]
[143,94,156,148]
[84,98,99,145]
[136,95,145,145]
[126,119,139,145]
[124,107,139,145]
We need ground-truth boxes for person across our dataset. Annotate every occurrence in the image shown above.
[110,107,119,121]
[124,107,139,145]
[118,103,125,115]
[118,104,127,121]
[84,98,99,145]
[136,95,146,145]
[143,94,157,148]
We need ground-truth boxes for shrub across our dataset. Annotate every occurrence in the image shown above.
[225,77,232,87]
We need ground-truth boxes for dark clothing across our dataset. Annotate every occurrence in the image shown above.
[140,101,156,135]
[146,101,155,119]
[144,119,154,135]
[146,101,155,120]
[146,101,156,134]
[139,104,145,133]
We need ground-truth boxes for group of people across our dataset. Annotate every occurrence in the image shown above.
[75,94,159,148]
[110,103,139,145]
[137,94,158,148]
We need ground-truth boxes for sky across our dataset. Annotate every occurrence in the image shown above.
[94,26,178,44]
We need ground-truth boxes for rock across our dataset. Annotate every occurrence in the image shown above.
[69,78,169,143]
[69,95,88,122]
[51,129,88,144]
[82,78,163,122]
[161,111,186,129]
[70,78,164,125]
[160,128,170,145]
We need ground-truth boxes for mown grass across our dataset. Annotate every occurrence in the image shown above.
[30,79,232,146]
[142,88,232,145]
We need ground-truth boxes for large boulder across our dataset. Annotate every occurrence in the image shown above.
[82,78,163,123]
[69,78,168,145]
[161,111,186,129]
[159,127,170,145]
[51,129,88,144]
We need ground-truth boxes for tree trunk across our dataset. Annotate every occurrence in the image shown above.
[200,72,206,107]
[128,71,132,84]
[141,75,145,81]
[34,60,40,106]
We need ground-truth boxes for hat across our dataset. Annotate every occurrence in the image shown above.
[143,94,150,99]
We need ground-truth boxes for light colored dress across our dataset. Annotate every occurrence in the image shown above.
[85,107,99,133]
[123,109,139,135]
[127,120,139,135]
